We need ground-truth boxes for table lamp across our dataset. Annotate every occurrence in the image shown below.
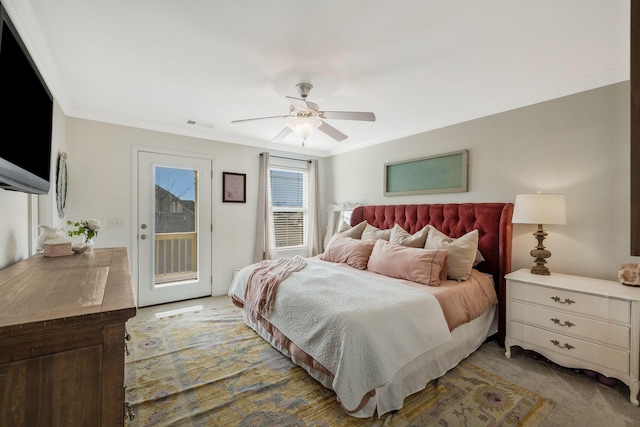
[512,193,566,275]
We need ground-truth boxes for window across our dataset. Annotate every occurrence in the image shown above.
[269,164,309,249]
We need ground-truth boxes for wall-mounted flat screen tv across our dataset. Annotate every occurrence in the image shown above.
[0,3,53,195]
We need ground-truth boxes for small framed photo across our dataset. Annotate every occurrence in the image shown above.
[223,172,246,203]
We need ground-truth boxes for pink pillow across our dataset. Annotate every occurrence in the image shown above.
[321,234,377,270]
[367,240,447,286]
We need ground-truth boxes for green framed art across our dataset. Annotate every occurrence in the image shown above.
[384,150,468,196]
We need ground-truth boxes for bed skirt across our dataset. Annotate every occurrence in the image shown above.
[239,304,497,418]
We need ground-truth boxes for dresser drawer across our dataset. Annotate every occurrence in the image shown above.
[509,321,629,374]
[509,282,630,323]
[509,301,630,349]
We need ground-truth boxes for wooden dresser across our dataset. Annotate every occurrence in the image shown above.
[0,247,137,426]
[505,268,640,406]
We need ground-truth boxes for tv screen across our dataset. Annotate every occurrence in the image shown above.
[0,3,53,195]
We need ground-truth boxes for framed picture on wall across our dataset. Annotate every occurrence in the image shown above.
[223,172,246,203]
[384,149,468,196]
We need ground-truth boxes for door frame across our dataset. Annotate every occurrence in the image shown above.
[131,145,216,306]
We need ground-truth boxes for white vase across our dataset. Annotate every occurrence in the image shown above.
[37,225,67,252]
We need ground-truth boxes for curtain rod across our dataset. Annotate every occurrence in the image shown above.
[261,153,312,163]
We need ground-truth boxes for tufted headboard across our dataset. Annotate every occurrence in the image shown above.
[350,203,513,345]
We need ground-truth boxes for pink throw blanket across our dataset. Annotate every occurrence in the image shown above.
[244,255,307,322]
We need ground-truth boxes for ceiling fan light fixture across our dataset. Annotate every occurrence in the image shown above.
[232,83,375,144]
[286,116,322,141]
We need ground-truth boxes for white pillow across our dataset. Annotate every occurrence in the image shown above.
[337,220,351,233]
[361,223,391,241]
[338,220,368,239]
[389,223,429,248]
[424,228,479,281]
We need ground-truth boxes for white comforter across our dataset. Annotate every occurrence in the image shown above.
[229,257,453,412]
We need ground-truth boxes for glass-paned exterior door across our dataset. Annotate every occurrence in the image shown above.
[138,151,212,307]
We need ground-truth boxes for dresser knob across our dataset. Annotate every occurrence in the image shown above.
[550,318,575,327]
[551,296,575,305]
[124,401,135,421]
[550,339,575,350]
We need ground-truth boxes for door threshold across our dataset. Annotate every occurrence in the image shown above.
[155,305,203,319]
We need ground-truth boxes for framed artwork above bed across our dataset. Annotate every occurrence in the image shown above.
[384,149,468,196]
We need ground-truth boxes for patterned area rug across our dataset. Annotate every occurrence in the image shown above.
[125,305,554,426]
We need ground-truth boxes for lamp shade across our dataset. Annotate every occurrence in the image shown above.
[512,193,566,225]
[286,116,322,140]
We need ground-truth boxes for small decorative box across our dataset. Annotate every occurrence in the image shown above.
[43,241,73,257]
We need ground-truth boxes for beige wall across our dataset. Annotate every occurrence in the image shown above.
[0,82,633,291]
[325,82,635,281]
[60,119,324,298]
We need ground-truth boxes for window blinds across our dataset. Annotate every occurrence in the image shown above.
[269,166,309,248]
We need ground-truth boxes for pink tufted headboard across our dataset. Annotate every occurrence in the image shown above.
[351,203,513,345]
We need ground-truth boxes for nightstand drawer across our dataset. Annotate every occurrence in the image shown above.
[509,282,630,323]
[509,321,629,374]
[509,301,630,349]
[505,268,640,405]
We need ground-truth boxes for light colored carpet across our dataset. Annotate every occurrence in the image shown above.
[125,304,555,426]
[467,340,640,426]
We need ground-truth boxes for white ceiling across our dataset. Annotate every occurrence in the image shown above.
[5,0,630,157]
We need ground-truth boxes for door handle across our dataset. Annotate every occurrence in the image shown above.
[140,234,147,240]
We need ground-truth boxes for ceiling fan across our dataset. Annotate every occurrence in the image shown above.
[231,83,375,145]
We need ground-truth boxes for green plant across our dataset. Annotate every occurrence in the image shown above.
[67,219,102,241]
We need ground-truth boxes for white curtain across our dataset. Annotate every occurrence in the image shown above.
[254,152,276,262]
[306,159,322,257]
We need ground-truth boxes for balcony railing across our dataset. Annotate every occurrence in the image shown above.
[155,232,197,284]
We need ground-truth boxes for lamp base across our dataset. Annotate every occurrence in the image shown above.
[529,225,552,275]
[530,263,551,275]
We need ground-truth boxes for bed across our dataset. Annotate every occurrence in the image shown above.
[228,202,513,418]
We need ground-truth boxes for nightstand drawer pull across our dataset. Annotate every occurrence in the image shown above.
[550,339,574,350]
[550,318,575,327]
[551,296,575,305]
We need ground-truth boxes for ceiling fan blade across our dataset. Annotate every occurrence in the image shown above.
[271,127,292,143]
[286,96,310,111]
[318,121,348,142]
[321,111,376,121]
[231,115,289,124]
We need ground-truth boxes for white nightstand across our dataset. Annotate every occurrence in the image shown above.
[505,268,640,406]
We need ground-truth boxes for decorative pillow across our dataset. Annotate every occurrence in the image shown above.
[424,228,479,281]
[361,223,391,241]
[389,224,429,248]
[338,220,368,239]
[474,249,485,266]
[367,240,447,286]
[321,234,376,270]
[337,220,351,233]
